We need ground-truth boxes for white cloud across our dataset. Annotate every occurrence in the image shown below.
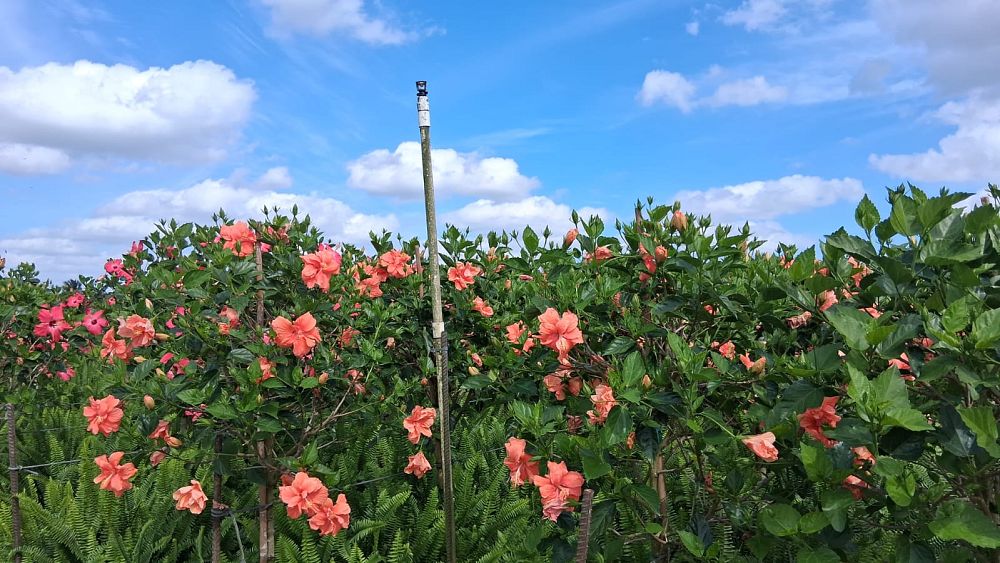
[346,141,540,200]
[685,21,700,36]
[0,172,397,282]
[442,196,610,236]
[721,0,787,31]
[869,95,1000,183]
[254,166,294,190]
[259,0,416,44]
[706,75,788,107]
[0,60,255,174]
[675,175,864,222]
[637,71,696,112]
[871,0,1000,95]
[0,143,71,175]
[639,70,788,110]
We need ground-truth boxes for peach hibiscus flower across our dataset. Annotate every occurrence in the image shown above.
[537,308,584,362]
[279,471,330,519]
[532,461,585,521]
[503,437,540,487]
[404,451,432,479]
[173,480,208,514]
[403,405,436,444]
[742,432,779,462]
[307,493,351,537]
[83,395,124,436]
[447,262,482,290]
[271,312,321,358]
[798,396,841,448]
[93,452,137,497]
[219,221,257,257]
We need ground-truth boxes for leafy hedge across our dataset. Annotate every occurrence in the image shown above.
[1,183,999,562]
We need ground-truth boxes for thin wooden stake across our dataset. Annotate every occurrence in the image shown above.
[212,434,223,563]
[252,243,276,563]
[416,80,457,563]
[6,404,22,563]
[575,489,595,563]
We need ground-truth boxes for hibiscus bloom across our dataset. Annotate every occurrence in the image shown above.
[379,250,413,279]
[888,353,913,381]
[817,290,839,312]
[447,262,482,290]
[64,293,85,308]
[739,354,767,375]
[585,246,613,263]
[503,437,540,487]
[149,420,171,441]
[100,328,131,362]
[563,228,578,247]
[173,480,208,514]
[93,452,137,497]
[301,247,343,291]
[82,309,109,335]
[257,357,275,383]
[84,395,124,436]
[537,308,584,363]
[843,475,869,500]
[742,432,779,462]
[718,341,736,360]
[219,221,257,257]
[587,384,617,425]
[471,297,494,317]
[505,321,528,344]
[279,472,330,519]
[307,494,351,537]
[271,312,322,358]
[404,451,432,479]
[798,396,841,448]
[56,366,76,381]
[532,461,585,521]
[787,311,813,329]
[852,446,876,468]
[117,314,155,348]
[403,405,436,444]
[543,373,567,400]
[33,305,72,342]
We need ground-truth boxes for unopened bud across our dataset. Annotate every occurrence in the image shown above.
[654,245,668,263]
[143,395,155,409]
[155,333,170,341]
[468,366,480,376]
[144,298,153,310]
[420,378,429,386]
[642,374,652,389]
[165,436,182,448]
[133,355,146,364]
[317,372,329,384]
[671,211,688,232]
[564,228,578,247]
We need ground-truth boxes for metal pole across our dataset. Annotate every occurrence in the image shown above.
[416,80,457,563]
[6,404,22,563]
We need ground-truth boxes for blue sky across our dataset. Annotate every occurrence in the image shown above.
[1,0,998,281]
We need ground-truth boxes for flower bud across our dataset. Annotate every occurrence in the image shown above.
[564,228,578,247]
[144,298,153,310]
[133,355,146,364]
[671,210,688,232]
[165,436,182,448]
[468,366,480,376]
[317,372,329,384]
[654,245,669,263]
[155,333,170,341]
[143,395,155,409]
[642,374,652,389]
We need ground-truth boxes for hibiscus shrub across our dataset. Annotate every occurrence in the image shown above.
[2,184,999,562]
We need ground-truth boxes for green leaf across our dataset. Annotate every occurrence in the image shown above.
[938,404,977,457]
[824,305,872,351]
[855,194,880,233]
[604,336,634,355]
[825,228,877,261]
[971,308,1000,349]
[958,407,1000,458]
[889,196,919,236]
[929,500,1000,548]
[603,406,632,446]
[759,503,800,537]
[299,377,319,389]
[796,546,840,563]
[206,403,238,420]
[620,352,645,388]
[941,297,971,334]
[885,472,916,507]
[821,489,853,532]
[799,441,832,482]
[884,408,933,431]
[824,418,874,447]
[677,531,706,557]
[798,512,829,534]
[579,447,612,480]
[256,417,283,434]
[228,348,254,365]
[894,537,935,563]
[176,389,206,405]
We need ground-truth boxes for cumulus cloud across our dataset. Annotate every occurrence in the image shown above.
[871,0,1000,95]
[675,175,865,223]
[442,196,610,236]
[685,21,700,36]
[869,95,1000,183]
[258,0,416,44]
[0,169,397,282]
[637,71,696,112]
[721,0,787,31]
[0,60,255,175]
[706,76,788,107]
[253,166,294,190]
[346,141,540,200]
[639,70,787,110]
[0,143,71,175]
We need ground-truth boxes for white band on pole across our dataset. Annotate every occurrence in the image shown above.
[417,96,431,127]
